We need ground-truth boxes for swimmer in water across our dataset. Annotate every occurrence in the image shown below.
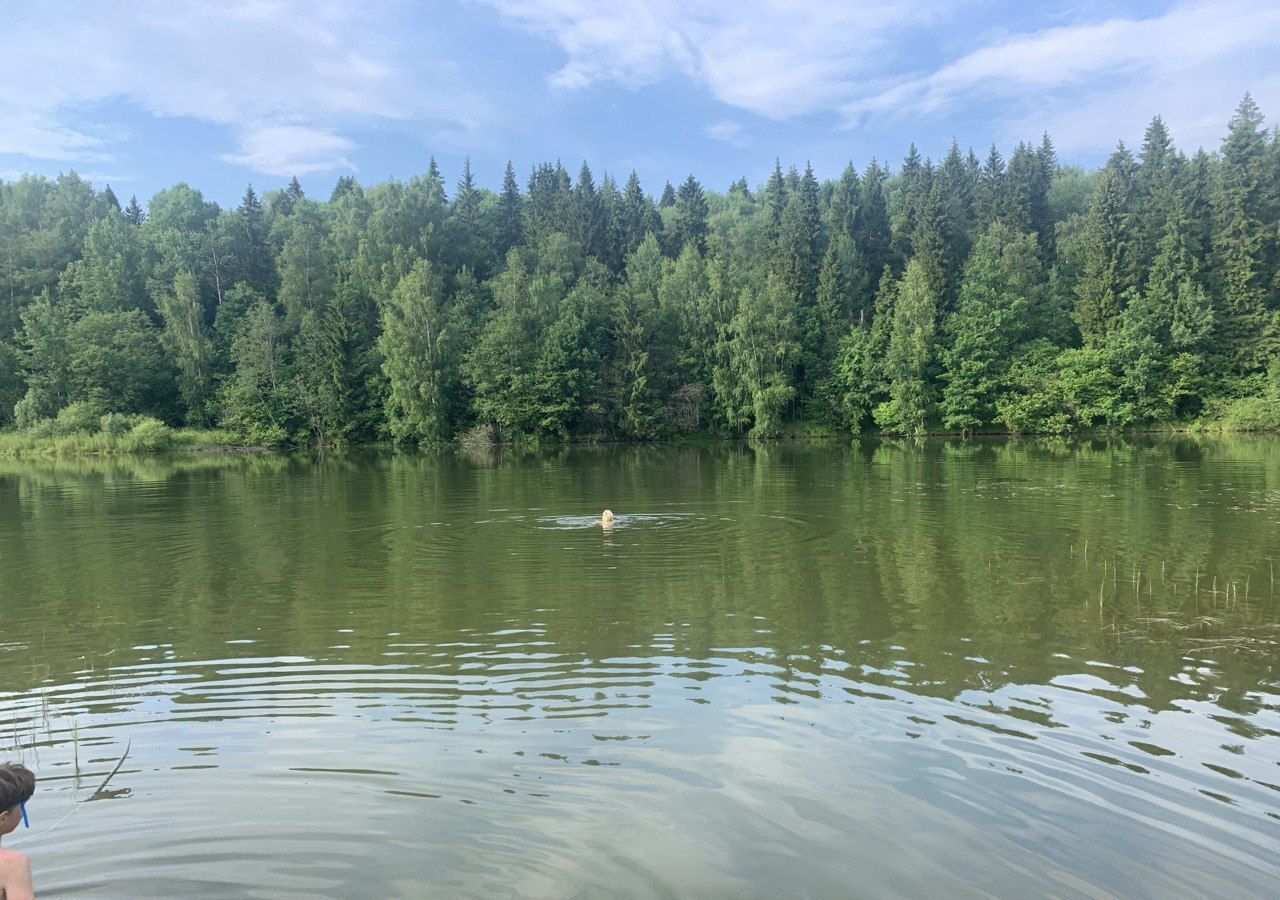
[0,762,36,900]
[600,509,615,530]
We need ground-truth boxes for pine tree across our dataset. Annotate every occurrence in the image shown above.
[102,185,120,211]
[622,171,660,257]
[787,164,823,295]
[274,176,305,216]
[828,162,859,239]
[659,181,676,208]
[498,161,523,254]
[933,140,977,302]
[974,145,1004,233]
[124,195,145,227]
[763,160,788,238]
[229,185,274,297]
[568,161,603,258]
[426,157,445,201]
[454,157,480,223]
[673,175,709,253]
[1073,143,1138,344]
[525,162,572,245]
[890,145,927,262]
[597,174,626,273]
[1211,94,1277,372]
[1133,116,1181,274]
[853,160,893,288]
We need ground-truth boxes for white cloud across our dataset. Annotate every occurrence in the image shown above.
[0,0,488,175]
[220,126,357,176]
[845,0,1280,151]
[480,0,1280,155]
[479,0,958,119]
[705,120,748,148]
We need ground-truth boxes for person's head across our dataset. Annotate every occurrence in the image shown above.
[0,763,34,838]
[601,509,615,526]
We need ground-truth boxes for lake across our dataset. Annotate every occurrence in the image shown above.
[1,439,1278,898]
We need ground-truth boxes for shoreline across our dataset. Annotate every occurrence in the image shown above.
[0,422,1270,459]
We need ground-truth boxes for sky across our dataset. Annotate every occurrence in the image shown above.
[1,0,1278,206]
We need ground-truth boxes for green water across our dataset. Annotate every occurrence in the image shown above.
[1,440,1279,898]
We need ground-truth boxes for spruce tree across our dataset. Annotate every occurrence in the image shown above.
[454,157,480,223]
[498,161,523,254]
[658,181,676,208]
[1134,116,1180,274]
[124,195,145,227]
[673,175,709,253]
[1073,143,1138,344]
[1211,94,1276,372]
[622,171,660,256]
[568,161,603,258]
[974,145,1004,233]
[229,185,274,297]
[763,159,788,237]
[853,160,893,289]
[890,145,926,262]
[828,163,859,239]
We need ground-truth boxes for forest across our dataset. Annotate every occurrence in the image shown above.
[1,95,1278,448]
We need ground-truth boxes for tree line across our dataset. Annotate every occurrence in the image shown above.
[2,96,1278,446]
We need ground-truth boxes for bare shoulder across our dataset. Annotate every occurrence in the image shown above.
[0,847,34,898]
[0,847,28,870]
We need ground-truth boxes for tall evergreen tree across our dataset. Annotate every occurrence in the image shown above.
[124,195,145,227]
[1133,116,1181,274]
[1073,143,1138,344]
[1211,94,1277,372]
[622,171,660,257]
[568,161,603,258]
[498,160,524,255]
[974,145,1004,233]
[658,181,676,208]
[454,157,480,223]
[673,175,710,253]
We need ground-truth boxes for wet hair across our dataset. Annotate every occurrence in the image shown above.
[0,763,35,813]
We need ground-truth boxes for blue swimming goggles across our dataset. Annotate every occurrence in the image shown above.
[19,802,28,828]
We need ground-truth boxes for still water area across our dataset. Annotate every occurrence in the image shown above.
[1,439,1278,898]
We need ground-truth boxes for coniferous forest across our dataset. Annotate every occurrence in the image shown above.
[2,96,1279,448]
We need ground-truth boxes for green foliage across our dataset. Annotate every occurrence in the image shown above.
[940,224,1043,430]
[877,257,940,434]
[379,259,454,445]
[157,271,215,424]
[2,97,1280,450]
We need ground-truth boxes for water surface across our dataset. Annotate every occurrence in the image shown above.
[2,439,1279,898]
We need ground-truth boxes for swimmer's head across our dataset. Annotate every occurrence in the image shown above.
[601,509,615,526]
[0,762,34,838]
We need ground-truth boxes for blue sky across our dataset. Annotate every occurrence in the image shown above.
[2,0,1278,206]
